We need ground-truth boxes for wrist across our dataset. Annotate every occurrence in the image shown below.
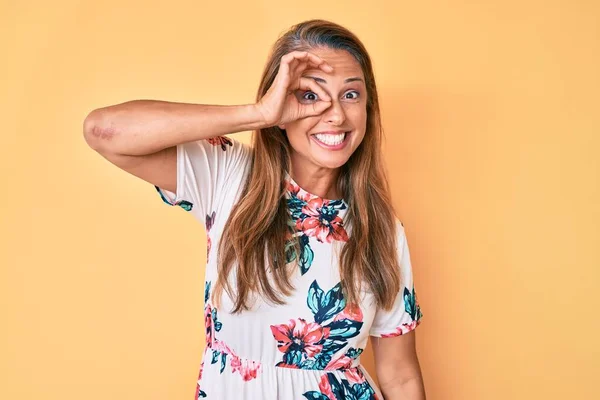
[250,103,267,130]
[251,102,277,130]
[249,103,270,129]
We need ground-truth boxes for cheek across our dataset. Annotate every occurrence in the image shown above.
[342,102,366,118]
[345,107,367,141]
[285,118,318,139]
[346,108,367,131]
[284,122,312,153]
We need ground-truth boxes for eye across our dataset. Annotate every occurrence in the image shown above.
[344,90,360,100]
[302,91,319,101]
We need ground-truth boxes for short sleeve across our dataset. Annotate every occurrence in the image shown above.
[369,220,424,337]
[154,136,252,226]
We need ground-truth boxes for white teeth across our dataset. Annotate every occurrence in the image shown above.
[314,132,346,146]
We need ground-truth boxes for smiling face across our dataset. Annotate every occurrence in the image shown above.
[281,47,368,174]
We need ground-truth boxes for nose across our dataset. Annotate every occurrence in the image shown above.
[323,99,346,126]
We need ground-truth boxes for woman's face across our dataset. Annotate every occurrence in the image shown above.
[280,47,368,172]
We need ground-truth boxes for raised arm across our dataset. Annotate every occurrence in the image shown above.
[83,101,265,156]
[82,50,335,193]
[82,101,265,193]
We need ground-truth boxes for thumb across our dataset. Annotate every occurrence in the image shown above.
[302,101,331,118]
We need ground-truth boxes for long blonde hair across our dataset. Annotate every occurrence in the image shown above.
[213,19,401,312]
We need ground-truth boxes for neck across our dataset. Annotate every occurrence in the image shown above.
[289,165,342,200]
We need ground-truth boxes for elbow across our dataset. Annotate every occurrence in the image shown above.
[83,109,114,152]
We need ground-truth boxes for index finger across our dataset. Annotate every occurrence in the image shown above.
[303,52,334,72]
[285,51,333,73]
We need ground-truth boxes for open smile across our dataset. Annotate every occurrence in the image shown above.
[311,131,351,150]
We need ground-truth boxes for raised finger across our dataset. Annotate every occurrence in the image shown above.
[293,58,328,78]
[287,57,319,78]
[297,77,331,102]
[302,52,334,72]
[282,51,333,72]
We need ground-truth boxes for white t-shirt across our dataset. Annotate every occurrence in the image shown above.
[155,135,423,400]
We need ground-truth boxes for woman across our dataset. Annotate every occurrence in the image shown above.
[84,19,425,400]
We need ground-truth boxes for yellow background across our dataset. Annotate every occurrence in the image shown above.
[2,1,599,399]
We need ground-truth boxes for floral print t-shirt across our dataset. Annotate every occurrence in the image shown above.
[155,136,423,400]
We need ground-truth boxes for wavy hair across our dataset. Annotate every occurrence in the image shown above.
[213,19,402,313]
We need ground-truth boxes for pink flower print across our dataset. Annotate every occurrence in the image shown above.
[318,374,336,400]
[211,339,234,355]
[205,211,215,261]
[298,198,349,243]
[195,362,205,398]
[211,339,261,381]
[270,318,330,358]
[206,236,212,260]
[325,354,353,370]
[405,319,419,331]
[380,320,420,338]
[343,368,366,385]
[380,328,402,338]
[287,181,313,202]
[198,362,204,381]
[333,303,363,323]
[207,136,233,151]
[230,356,261,381]
[204,304,213,346]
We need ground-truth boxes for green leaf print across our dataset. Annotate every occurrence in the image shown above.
[403,287,423,321]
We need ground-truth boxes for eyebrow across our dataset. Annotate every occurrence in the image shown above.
[303,75,364,84]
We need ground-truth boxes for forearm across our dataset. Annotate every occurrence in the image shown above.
[83,100,265,156]
[380,376,426,400]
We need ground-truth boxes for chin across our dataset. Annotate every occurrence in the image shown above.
[313,157,350,170]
